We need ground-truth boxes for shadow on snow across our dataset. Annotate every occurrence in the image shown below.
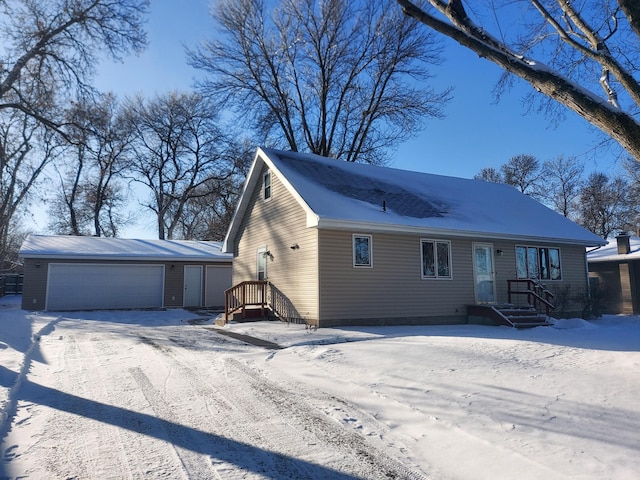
[0,368,364,479]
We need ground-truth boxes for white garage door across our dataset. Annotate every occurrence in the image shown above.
[47,263,164,311]
[205,265,232,307]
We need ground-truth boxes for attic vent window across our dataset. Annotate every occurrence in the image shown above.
[263,171,272,200]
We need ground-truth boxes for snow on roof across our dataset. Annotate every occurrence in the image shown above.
[19,235,232,262]
[252,147,605,246]
[587,236,640,262]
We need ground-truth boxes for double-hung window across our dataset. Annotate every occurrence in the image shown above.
[421,239,452,279]
[263,171,272,200]
[516,246,561,280]
[353,234,372,267]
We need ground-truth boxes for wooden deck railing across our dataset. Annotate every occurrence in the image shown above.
[507,279,555,316]
[224,280,303,324]
[269,283,305,324]
[225,281,268,322]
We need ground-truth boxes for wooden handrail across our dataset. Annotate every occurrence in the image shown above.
[224,280,303,324]
[268,283,304,324]
[507,279,555,316]
[225,280,268,322]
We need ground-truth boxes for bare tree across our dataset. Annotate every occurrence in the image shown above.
[540,156,584,219]
[473,154,542,195]
[48,165,93,236]
[0,109,62,264]
[176,140,254,240]
[48,94,133,236]
[0,0,147,263]
[189,0,451,164]
[397,0,640,162]
[578,172,635,238]
[126,92,236,240]
[473,167,504,183]
[0,0,148,133]
[0,218,31,272]
[501,154,542,197]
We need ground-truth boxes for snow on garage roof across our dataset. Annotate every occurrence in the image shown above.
[587,236,640,262]
[19,235,232,262]
[225,147,606,249]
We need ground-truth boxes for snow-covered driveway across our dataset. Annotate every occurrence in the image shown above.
[0,303,420,479]
[1,295,639,479]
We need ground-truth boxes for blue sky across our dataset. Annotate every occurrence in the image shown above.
[92,0,624,238]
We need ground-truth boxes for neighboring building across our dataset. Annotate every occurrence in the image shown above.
[20,235,232,311]
[588,234,640,315]
[222,147,605,328]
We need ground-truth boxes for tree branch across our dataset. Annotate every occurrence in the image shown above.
[396,0,640,162]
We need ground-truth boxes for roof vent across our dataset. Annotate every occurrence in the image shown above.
[616,233,631,255]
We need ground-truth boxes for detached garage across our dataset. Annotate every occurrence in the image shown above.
[19,235,232,311]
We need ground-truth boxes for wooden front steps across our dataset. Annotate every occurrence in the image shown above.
[468,304,551,328]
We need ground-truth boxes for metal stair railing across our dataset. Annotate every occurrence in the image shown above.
[507,279,555,317]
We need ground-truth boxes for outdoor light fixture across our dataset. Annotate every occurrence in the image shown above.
[496,249,504,256]
[170,264,175,269]
[290,243,299,250]
[35,262,40,268]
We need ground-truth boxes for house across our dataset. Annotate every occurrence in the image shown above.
[19,235,232,311]
[223,147,605,328]
[587,233,640,315]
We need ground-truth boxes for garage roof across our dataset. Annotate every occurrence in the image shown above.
[19,235,232,262]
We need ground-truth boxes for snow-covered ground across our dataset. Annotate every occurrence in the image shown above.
[1,294,638,479]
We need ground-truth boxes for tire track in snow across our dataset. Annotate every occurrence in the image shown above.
[43,332,134,479]
[135,331,428,479]
[226,358,429,480]
[133,334,321,480]
[128,366,221,479]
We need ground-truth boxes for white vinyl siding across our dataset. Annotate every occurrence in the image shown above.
[233,162,319,323]
[319,231,474,322]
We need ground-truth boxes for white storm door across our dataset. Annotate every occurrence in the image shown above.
[184,265,202,307]
[473,243,496,304]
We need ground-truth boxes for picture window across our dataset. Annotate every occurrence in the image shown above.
[516,246,561,280]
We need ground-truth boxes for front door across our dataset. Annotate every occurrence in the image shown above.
[473,243,496,304]
[184,265,202,307]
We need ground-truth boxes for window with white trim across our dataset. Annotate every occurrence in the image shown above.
[263,171,272,200]
[421,239,452,279]
[353,234,372,267]
[516,246,561,280]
